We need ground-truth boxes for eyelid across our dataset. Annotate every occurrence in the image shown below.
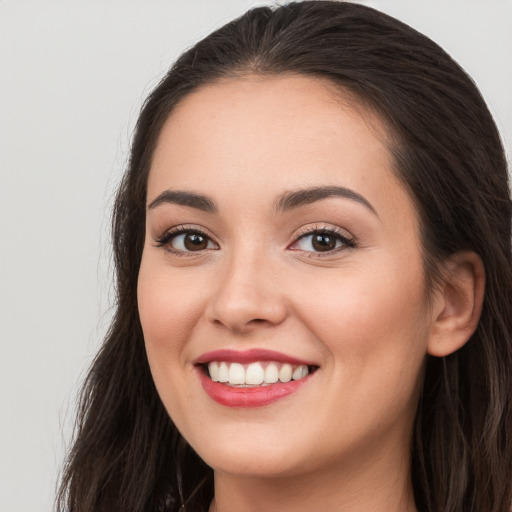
[288,224,356,254]
[153,224,219,255]
[293,223,353,240]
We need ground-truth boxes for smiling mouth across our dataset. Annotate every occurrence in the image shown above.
[201,361,318,387]
[196,351,319,407]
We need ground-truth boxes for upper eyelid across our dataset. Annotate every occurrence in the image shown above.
[293,224,354,240]
[153,224,219,249]
[289,224,357,253]
[153,226,220,257]
[156,224,216,240]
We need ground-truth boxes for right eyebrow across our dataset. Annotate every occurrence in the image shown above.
[147,190,218,213]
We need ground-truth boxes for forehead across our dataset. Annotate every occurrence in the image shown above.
[152,74,391,167]
[147,74,412,224]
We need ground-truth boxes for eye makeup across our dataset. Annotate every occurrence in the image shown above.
[153,221,357,258]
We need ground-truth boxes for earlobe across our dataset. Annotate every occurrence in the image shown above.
[427,251,485,357]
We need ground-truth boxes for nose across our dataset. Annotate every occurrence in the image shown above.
[206,249,288,333]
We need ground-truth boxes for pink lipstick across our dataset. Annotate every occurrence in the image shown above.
[195,349,318,408]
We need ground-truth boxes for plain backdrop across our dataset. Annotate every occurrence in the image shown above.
[0,1,510,511]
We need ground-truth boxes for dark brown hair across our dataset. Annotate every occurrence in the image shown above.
[57,2,512,511]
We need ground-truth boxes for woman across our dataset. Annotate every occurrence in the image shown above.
[57,2,512,511]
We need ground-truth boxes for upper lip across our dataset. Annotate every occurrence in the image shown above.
[194,348,318,366]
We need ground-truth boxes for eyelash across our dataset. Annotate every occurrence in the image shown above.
[291,225,356,257]
[154,225,217,257]
[153,224,356,257]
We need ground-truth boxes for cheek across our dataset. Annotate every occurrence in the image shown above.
[293,255,430,376]
[137,260,206,359]
[137,259,206,424]
[301,264,429,438]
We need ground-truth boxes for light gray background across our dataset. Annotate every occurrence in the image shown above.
[0,1,510,511]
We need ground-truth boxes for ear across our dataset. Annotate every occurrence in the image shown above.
[427,251,485,357]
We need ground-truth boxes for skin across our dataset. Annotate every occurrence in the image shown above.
[137,74,482,512]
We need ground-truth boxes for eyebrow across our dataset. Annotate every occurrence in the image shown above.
[274,186,378,216]
[147,185,377,216]
[147,190,217,212]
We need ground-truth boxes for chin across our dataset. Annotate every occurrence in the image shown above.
[184,425,309,478]
[201,448,303,478]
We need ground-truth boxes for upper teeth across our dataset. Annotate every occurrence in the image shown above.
[207,361,310,386]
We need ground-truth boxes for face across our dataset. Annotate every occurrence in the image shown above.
[138,75,435,479]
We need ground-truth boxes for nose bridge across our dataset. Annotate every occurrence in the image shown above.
[208,240,286,331]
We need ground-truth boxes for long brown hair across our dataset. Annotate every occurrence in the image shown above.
[57,2,512,511]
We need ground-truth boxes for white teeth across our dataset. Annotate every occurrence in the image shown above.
[218,362,229,383]
[278,363,293,383]
[209,361,220,382]
[292,364,308,380]
[264,363,279,384]
[228,363,245,385]
[206,361,312,386]
[245,362,265,385]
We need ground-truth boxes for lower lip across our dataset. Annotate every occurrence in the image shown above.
[198,369,312,408]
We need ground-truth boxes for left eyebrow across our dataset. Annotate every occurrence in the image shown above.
[273,186,378,217]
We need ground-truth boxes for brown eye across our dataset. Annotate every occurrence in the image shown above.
[311,233,337,252]
[163,230,218,253]
[183,233,208,251]
[290,228,354,254]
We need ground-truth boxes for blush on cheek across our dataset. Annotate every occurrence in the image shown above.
[138,270,210,369]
